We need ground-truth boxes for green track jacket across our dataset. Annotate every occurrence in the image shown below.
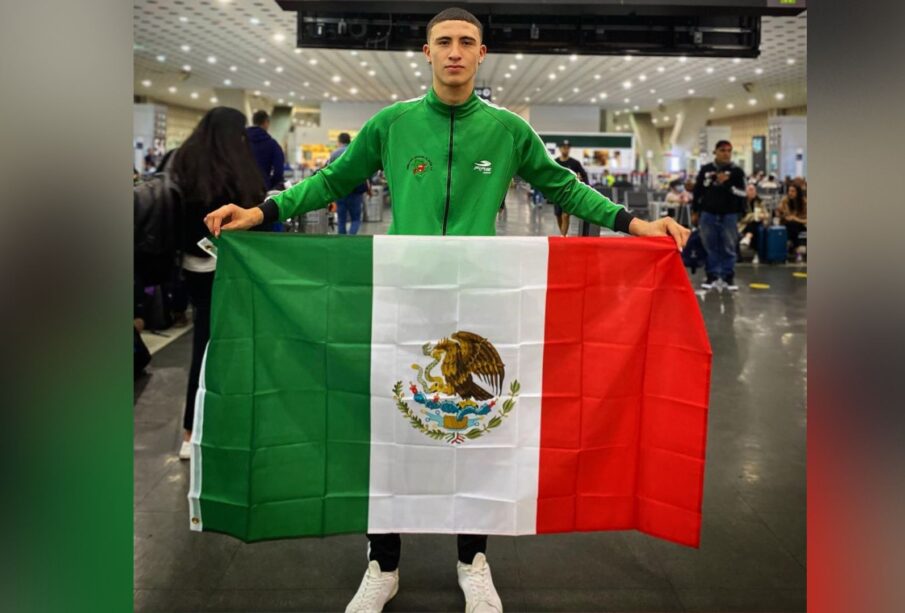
[260,88,634,236]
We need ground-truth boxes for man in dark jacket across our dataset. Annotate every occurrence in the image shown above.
[552,140,589,236]
[246,110,285,191]
[691,139,747,291]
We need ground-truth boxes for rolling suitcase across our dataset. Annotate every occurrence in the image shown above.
[759,225,788,264]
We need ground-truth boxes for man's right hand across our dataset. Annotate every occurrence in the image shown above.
[203,204,264,237]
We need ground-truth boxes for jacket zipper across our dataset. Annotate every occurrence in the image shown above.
[441,107,456,235]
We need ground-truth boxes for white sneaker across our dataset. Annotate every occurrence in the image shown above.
[346,560,399,613]
[457,553,503,613]
[178,440,192,461]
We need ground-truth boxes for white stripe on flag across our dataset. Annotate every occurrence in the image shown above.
[187,342,209,532]
[368,236,549,535]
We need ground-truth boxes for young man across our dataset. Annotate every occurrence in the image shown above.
[204,8,689,612]
[552,140,589,236]
[691,139,747,290]
[327,132,371,235]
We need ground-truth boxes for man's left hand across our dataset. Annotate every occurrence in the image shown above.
[628,217,691,251]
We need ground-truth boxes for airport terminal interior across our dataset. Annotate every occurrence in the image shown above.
[134,1,807,611]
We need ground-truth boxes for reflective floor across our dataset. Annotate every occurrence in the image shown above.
[134,190,807,612]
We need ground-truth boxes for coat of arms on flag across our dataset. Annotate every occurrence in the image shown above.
[189,234,712,547]
[394,331,519,446]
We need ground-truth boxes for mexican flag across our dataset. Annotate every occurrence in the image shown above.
[189,233,711,547]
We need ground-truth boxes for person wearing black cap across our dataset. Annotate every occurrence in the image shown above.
[691,139,747,290]
[552,140,589,236]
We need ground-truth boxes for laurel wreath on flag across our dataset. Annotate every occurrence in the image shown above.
[392,379,521,444]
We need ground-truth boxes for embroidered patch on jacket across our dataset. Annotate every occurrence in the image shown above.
[393,331,519,446]
[473,160,493,175]
[406,155,434,177]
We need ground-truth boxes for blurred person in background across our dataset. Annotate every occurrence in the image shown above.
[776,182,808,259]
[738,183,769,260]
[247,110,285,191]
[170,107,266,459]
[327,132,370,235]
[551,140,589,236]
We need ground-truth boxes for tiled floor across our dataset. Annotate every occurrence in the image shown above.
[134,190,806,612]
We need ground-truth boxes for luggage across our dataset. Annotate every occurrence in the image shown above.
[682,228,707,274]
[759,225,788,264]
[134,164,184,285]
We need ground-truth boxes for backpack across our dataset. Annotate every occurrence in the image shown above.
[681,228,707,274]
[134,164,184,285]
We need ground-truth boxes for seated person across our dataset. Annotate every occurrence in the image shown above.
[776,183,808,254]
[738,184,770,250]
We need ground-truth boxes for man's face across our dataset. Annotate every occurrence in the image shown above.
[559,145,570,157]
[423,20,486,89]
[714,144,732,164]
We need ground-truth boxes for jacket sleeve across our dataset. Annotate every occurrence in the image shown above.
[576,161,589,184]
[271,141,285,190]
[515,127,634,233]
[691,167,707,213]
[260,117,383,223]
[732,168,747,214]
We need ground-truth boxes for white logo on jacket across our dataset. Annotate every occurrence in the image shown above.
[473,160,492,174]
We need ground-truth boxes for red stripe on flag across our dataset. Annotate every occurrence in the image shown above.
[537,237,711,546]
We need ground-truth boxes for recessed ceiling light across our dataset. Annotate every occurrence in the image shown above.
[289,91,295,96]
[573,87,580,93]
[405,50,415,58]
[728,76,737,82]
[350,50,358,56]
[594,74,601,80]
[687,89,695,95]
[706,67,714,74]
[775,92,785,100]
[622,80,632,89]
[323,92,329,98]
[755,67,764,74]
[726,102,734,109]
[308,58,317,65]
[168,86,177,93]
[190,92,199,99]
[156,54,166,62]
[504,73,511,79]
[360,60,368,66]
[391,93,399,99]
[624,54,632,61]
[624,97,630,103]
[414,71,422,77]
[649,88,656,94]
[657,98,663,104]
[210,97,219,104]
[229,65,237,72]
[368,69,376,76]
[657,66,665,72]
[273,33,286,43]
[275,66,284,73]
[679,56,687,62]
[535,87,541,92]
[511,64,519,70]
[525,97,530,102]
[591,97,597,103]
[709,106,715,112]
[179,16,189,23]
[263,80,271,86]
[663,115,669,121]
[497,86,503,91]
[294,48,302,54]
[557,65,565,71]
[254,90,261,96]
[515,53,524,60]
[223,79,232,85]
[748,98,757,105]
[141,79,152,87]
[332,96,338,101]
[180,44,191,52]
[349,87,358,94]
[633,104,639,110]
[733,58,741,64]
[557,97,563,102]
[409,62,417,68]
[420,85,426,90]
[787,58,796,65]
[258,57,266,64]
[548,73,556,80]
[684,75,692,82]
[652,118,658,124]
[181,64,191,71]
[638,74,647,82]
[331,75,341,83]
[599,92,608,99]
[249,17,260,25]
[569,54,578,62]
[207,56,217,64]
[303,81,309,87]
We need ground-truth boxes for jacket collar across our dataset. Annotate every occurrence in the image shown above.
[425,87,482,117]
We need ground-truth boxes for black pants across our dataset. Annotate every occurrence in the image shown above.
[785,220,806,251]
[367,533,488,572]
[183,270,214,432]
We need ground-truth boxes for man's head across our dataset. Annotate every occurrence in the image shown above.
[423,8,486,91]
[558,140,571,158]
[713,140,732,165]
[338,132,351,146]
[252,110,270,131]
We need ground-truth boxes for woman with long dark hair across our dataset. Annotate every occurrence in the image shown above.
[171,107,265,459]
[776,183,808,256]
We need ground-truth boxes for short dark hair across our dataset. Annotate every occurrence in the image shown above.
[338,132,351,145]
[714,139,732,150]
[426,8,483,42]
[252,110,270,126]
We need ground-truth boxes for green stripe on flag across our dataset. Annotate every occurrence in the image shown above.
[200,233,373,540]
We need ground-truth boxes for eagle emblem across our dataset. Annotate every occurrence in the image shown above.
[393,331,520,445]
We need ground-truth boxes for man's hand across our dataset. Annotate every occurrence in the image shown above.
[628,217,691,251]
[203,204,264,237]
[716,171,730,184]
